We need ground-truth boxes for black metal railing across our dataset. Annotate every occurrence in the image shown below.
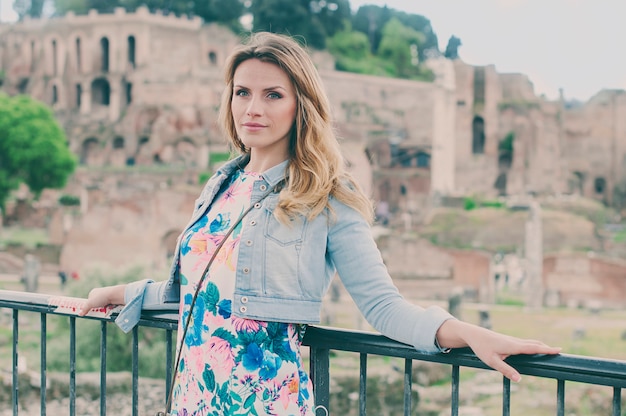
[1,289,625,416]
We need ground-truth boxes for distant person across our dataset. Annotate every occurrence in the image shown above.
[80,32,561,416]
[58,270,68,289]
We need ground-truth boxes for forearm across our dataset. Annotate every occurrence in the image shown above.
[103,284,127,305]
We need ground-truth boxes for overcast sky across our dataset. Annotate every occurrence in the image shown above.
[1,0,624,101]
[350,0,626,102]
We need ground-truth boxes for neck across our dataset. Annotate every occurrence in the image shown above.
[245,151,288,173]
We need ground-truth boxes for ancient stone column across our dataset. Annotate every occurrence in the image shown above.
[524,200,544,309]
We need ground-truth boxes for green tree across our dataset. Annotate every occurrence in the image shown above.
[327,27,393,76]
[352,4,439,60]
[53,0,117,14]
[250,0,325,49]
[194,0,245,31]
[377,18,425,78]
[392,10,439,61]
[352,4,392,53]
[52,0,89,15]
[313,0,351,38]
[0,94,76,214]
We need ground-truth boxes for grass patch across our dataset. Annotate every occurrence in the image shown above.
[0,226,49,249]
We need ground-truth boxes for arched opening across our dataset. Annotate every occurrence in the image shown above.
[125,81,132,104]
[51,39,58,75]
[80,137,99,165]
[100,37,109,72]
[127,35,136,68]
[113,136,125,149]
[594,177,606,194]
[494,173,507,196]
[18,78,29,94]
[416,151,431,168]
[472,116,485,154]
[51,85,58,104]
[75,37,82,72]
[208,51,217,65]
[91,78,110,106]
[76,84,82,108]
[111,136,126,167]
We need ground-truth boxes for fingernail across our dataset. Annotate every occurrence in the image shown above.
[512,373,522,382]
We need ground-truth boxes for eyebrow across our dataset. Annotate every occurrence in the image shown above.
[233,84,288,92]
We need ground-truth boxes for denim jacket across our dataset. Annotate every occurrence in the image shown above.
[115,155,454,352]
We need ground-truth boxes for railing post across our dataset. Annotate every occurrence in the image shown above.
[359,353,367,416]
[310,346,330,416]
[612,387,621,416]
[100,321,107,416]
[69,317,76,416]
[12,309,19,416]
[403,358,412,416]
[40,313,47,416]
[132,326,139,416]
[451,365,459,416]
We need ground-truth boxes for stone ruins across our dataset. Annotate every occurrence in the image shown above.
[1,8,625,307]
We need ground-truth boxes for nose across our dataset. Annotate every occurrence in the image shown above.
[246,96,262,117]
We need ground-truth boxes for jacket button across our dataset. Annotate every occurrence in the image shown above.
[246,240,253,246]
[243,267,250,274]
[239,306,247,313]
[250,220,256,226]
[260,185,267,191]
[241,296,248,303]
[254,203,261,209]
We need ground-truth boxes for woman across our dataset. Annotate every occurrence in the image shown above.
[80,32,560,415]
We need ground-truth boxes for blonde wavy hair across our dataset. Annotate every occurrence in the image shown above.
[219,32,373,223]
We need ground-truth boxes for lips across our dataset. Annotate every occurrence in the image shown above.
[242,122,266,132]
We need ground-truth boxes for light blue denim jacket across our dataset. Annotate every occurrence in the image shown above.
[115,155,454,352]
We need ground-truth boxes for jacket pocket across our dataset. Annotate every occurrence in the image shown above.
[263,198,307,245]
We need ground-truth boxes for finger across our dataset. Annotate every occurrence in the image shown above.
[488,357,522,382]
[78,302,91,316]
[516,341,562,355]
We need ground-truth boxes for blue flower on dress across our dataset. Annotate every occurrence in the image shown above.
[242,343,264,371]
[259,350,282,380]
[182,293,207,347]
[217,299,231,319]
[243,344,281,380]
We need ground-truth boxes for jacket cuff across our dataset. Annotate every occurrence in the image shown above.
[114,279,154,333]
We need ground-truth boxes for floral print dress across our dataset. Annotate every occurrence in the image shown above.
[171,169,315,416]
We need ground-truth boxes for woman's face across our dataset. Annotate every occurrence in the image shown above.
[231,58,297,161]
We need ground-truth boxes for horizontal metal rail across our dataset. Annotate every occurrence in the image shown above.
[1,289,625,416]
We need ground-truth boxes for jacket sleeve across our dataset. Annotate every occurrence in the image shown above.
[327,200,455,353]
[114,279,178,333]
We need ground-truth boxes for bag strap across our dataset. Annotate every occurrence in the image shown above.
[159,180,282,415]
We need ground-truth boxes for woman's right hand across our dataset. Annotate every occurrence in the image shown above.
[79,284,127,316]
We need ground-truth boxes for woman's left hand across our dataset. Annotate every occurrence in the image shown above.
[436,319,562,382]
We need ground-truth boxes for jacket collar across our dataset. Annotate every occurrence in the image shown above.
[217,154,289,187]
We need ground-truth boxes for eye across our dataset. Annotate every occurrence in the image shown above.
[235,88,249,97]
[267,92,282,99]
